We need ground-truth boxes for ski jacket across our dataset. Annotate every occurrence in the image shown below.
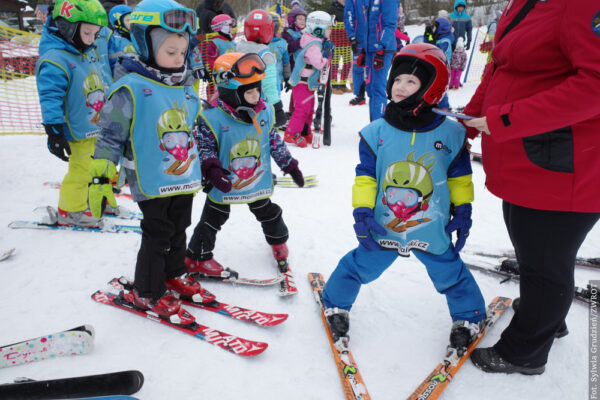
[353,116,473,256]
[36,24,112,141]
[195,0,236,34]
[448,0,472,48]
[344,0,398,53]
[282,27,303,61]
[450,48,467,70]
[268,37,291,86]
[464,0,600,212]
[434,17,453,62]
[193,99,295,204]
[207,34,236,70]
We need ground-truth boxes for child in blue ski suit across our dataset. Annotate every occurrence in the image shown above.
[90,0,213,323]
[322,43,486,358]
[106,4,136,64]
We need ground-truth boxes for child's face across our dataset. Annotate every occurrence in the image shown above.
[123,14,131,29]
[155,34,188,69]
[296,15,306,29]
[243,87,261,105]
[80,23,100,46]
[391,74,421,103]
[324,27,332,39]
[457,6,465,13]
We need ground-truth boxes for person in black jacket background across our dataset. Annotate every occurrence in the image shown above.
[196,0,235,34]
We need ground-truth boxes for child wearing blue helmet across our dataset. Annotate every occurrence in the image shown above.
[91,0,213,324]
[106,4,136,61]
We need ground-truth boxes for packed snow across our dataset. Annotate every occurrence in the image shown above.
[0,25,597,400]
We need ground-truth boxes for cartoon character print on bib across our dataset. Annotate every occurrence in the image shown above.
[158,101,196,176]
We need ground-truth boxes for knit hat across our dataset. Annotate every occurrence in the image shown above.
[456,37,465,49]
[291,0,303,8]
[149,27,189,61]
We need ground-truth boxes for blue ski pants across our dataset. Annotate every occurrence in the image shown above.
[322,245,486,322]
[352,52,365,97]
[365,51,394,121]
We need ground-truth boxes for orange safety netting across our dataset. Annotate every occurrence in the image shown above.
[0,26,43,135]
[329,22,352,87]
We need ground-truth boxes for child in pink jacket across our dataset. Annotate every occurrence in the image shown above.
[284,11,334,148]
[449,38,467,89]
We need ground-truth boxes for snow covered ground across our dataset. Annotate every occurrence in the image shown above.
[1,26,597,400]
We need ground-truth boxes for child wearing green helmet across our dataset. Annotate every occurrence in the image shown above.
[90,0,213,323]
[321,43,486,365]
[36,0,113,228]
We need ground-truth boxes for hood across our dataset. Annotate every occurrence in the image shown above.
[300,31,322,48]
[205,0,224,12]
[39,23,84,56]
[454,0,467,13]
[435,17,452,35]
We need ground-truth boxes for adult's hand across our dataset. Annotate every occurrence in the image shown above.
[464,117,490,135]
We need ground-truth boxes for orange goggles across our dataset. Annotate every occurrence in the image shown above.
[232,53,266,78]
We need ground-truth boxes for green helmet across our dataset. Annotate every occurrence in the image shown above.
[229,137,261,164]
[53,0,108,26]
[382,151,435,200]
[82,71,104,97]
[157,102,189,140]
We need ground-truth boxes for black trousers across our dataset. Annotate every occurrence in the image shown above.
[188,197,289,260]
[134,194,193,300]
[494,201,599,367]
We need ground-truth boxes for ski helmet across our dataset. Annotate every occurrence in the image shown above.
[387,43,449,108]
[129,0,197,61]
[244,9,274,44]
[213,52,266,109]
[108,4,132,36]
[305,11,334,39]
[286,7,306,28]
[211,14,235,35]
[53,0,108,45]
[269,12,282,35]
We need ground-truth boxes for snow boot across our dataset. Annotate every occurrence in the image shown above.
[470,347,546,375]
[185,250,239,280]
[122,289,195,326]
[445,319,484,364]
[165,272,216,304]
[271,243,289,273]
[512,297,568,338]
[57,207,102,228]
[324,307,350,342]
[349,95,366,106]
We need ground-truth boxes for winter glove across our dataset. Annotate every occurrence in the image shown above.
[283,159,304,187]
[373,50,385,70]
[88,158,118,219]
[353,207,387,251]
[45,124,71,162]
[349,36,359,54]
[193,66,212,82]
[356,49,366,68]
[201,157,232,193]
[284,79,293,93]
[322,40,334,59]
[445,203,472,253]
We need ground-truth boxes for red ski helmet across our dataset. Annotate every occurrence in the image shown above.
[387,43,449,107]
[244,9,274,44]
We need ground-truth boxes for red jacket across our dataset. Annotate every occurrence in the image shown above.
[464,0,600,212]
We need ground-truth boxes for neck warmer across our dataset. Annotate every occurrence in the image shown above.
[132,55,187,86]
[383,99,441,131]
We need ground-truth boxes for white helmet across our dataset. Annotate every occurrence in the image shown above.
[306,11,334,38]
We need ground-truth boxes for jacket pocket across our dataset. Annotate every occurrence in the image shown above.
[522,127,573,173]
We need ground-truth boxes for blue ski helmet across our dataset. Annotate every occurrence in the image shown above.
[108,4,132,35]
[129,0,197,61]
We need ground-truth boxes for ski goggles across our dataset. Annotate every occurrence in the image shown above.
[232,53,266,78]
[231,156,258,170]
[162,132,190,149]
[385,187,421,207]
[130,9,197,34]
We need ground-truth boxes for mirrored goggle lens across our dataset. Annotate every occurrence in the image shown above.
[233,54,266,78]
[231,156,257,169]
[162,132,189,149]
[163,10,197,32]
[385,187,420,207]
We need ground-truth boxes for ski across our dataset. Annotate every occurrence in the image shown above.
[463,259,594,305]
[33,205,142,221]
[44,181,133,200]
[110,277,288,327]
[91,290,268,357]
[407,296,512,400]
[323,65,332,146]
[192,267,284,286]
[312,53,333,149]
[72,397,138,400]
[0,247,15,261]
[9,220,142,235]
[308,272,371,400]
[275,179,319,188]
[1,325,94,369]
[275,174,317,183]
[0,370,144,399]
[278,263,298,297]
[465,250,600,270]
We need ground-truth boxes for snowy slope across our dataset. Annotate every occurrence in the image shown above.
[0,26,596,400]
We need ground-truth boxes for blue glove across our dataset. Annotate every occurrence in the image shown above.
[322,40,334,59]
[445,203,472,253]
[353,207,386,251]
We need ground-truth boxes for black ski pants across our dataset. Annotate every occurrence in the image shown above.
[494,201,599,367]
[188,197,289,261]
[134,194,193,300]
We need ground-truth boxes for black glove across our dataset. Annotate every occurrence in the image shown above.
[284,79,293,93]
[349,36,359,54]
[193,66,212,82]
[283,159,304,187]
[45,124,71,162]
[373,51,385,70]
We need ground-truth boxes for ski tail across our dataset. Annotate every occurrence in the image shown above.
[312,55,333,149]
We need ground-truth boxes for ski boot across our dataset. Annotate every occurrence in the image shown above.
[271,243,289,273]
[165,272,217,305]
[349,95,366,106]
[57,207,103,228]
[445,319,484,365]
[185,249,239,280]
[122,289,195,327]
[284,132,308,148]
[104,203,135,219]
[324,307,350,350]
[512,297,568,338]
[304,132,313,145]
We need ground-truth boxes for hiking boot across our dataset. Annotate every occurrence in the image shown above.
[471,347,545,375]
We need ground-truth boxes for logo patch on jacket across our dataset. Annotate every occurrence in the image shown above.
[593,10,600,37]
[434,140,451,153]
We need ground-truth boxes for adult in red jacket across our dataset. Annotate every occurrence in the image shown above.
[464,0,600,375]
